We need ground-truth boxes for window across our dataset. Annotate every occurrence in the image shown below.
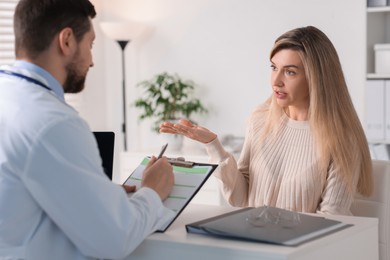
[0,0,18,66]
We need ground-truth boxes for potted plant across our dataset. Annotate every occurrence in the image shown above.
[133,72,208,140]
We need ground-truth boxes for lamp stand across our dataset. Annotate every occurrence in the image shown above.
[116,40,129,151]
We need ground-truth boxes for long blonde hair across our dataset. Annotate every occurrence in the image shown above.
[259,26,372,196]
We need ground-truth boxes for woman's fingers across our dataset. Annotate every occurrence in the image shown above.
[178,119,194,127]
[159,119,217,143]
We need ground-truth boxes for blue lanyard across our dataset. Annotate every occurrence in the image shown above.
[0,69,51,91]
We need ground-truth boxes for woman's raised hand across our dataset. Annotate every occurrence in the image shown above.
[159,119,217,144]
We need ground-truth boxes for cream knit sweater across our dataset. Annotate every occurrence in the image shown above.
[205,112,356,215]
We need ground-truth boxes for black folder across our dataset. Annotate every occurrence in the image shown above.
[186,206,352,246]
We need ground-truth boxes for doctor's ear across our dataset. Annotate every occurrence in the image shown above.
[58,27,77,57]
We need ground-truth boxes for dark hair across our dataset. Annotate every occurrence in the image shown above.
[14,0,96,59]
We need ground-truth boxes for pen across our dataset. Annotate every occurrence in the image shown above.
[157,143,168,159]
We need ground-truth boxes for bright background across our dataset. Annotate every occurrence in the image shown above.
[73,0,366,174]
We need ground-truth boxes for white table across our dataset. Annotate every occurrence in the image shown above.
[127,204,378,260]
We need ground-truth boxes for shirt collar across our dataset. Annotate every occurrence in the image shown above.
[13,60,65,101]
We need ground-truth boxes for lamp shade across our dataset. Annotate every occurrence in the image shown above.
[99,21,145,41]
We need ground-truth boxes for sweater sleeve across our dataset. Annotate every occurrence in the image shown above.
[317,160,357,215]
[205,121,254,207]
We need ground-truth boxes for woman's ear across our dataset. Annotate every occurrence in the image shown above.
[58,27,76,57]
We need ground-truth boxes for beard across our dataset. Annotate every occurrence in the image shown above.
[63,60,87,94]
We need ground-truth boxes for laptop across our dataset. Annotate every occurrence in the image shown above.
[93,131,115,180]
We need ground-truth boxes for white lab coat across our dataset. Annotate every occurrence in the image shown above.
[0,62,174,260]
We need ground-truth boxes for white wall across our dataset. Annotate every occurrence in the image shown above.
[81,0,366,168]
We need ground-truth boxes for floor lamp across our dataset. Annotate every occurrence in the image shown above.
[100,22,144,151]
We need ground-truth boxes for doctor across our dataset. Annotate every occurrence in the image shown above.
[0,0,175,259]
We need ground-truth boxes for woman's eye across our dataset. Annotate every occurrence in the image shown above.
[285,70,296,76]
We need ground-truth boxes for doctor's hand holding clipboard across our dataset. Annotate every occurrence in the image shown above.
[123,143,218,232]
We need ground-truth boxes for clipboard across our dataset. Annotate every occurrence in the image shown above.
[123,156,218,232]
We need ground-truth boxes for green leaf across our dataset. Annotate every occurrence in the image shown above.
[132,72,208,133]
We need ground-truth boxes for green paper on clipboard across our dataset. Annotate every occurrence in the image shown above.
[123,157,218,232]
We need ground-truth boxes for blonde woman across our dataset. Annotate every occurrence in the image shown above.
[160,26,373,215]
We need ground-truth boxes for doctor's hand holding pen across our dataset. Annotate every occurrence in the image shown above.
[123,156,174,201]
[142,156,174,200]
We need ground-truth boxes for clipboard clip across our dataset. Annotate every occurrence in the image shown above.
[167,157,194,168]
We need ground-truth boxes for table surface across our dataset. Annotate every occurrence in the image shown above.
[127,204,379,260]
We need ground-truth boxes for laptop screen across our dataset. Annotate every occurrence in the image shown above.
[93,131,115,180]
